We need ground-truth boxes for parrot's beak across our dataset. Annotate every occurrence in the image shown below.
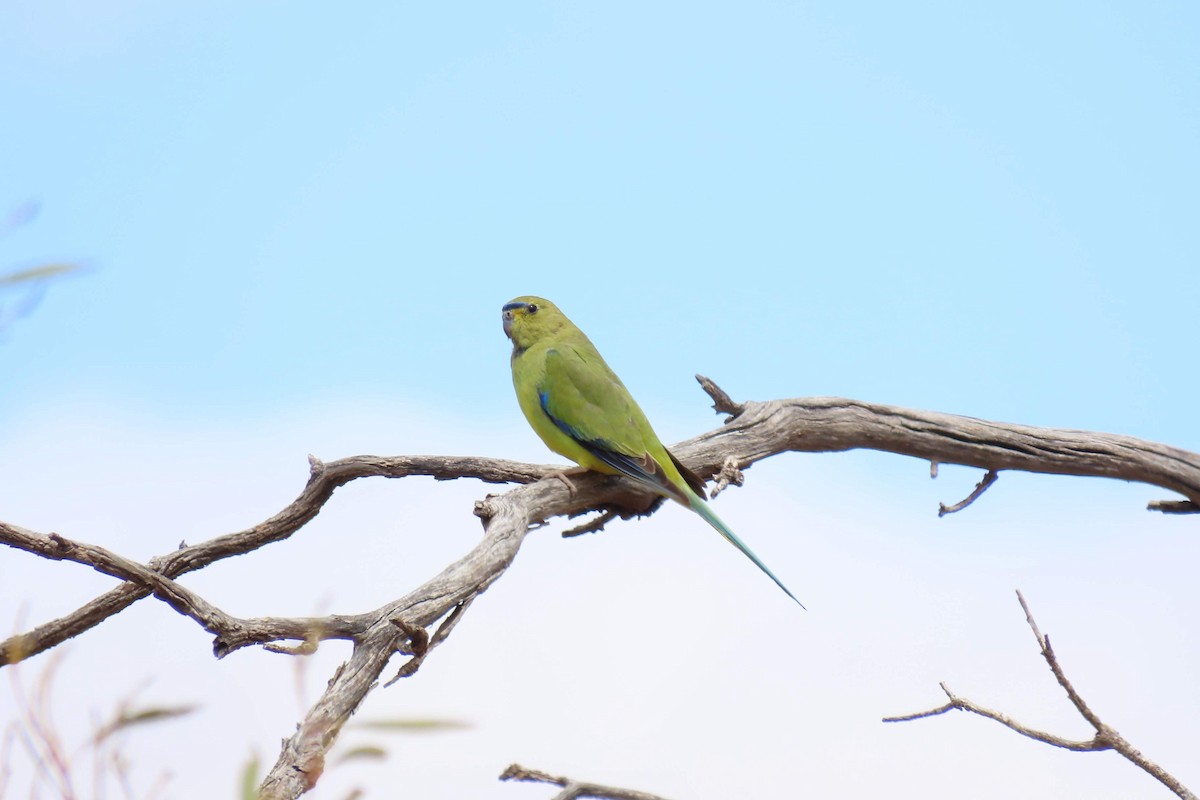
[502,301,533,339]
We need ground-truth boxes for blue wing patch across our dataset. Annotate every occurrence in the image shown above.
[538,387,677,496]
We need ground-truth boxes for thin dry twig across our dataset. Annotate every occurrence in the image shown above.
[385,597,474,686]
[1146,499,1200,514]
[562,495,666,538]
[884,591,1196,800]
[695,374,744,418]
[937,469,1000,516]
[500,763,673,800]
[882,680,1107,750]
[4,650,184,799]
[562,509,619,538]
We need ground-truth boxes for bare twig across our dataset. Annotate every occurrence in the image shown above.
[1014,591,1194,798]
[561,495,666,538]
[385,597,474,686]
[562,510,619,538]
[885,591,1196,800]
[883,680,1106,751]
[500,763,672,800]
[695,374,745,418]
[937,469,1000,516]
[1147,499,1200,514]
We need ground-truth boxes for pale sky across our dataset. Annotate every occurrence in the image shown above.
[2,2,1198,798]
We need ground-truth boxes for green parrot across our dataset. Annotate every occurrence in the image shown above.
[502,295,802,607]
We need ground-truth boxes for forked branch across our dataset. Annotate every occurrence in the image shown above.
[884,591,1196,799]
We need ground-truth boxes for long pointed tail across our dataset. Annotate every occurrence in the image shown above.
[687,492,805,609]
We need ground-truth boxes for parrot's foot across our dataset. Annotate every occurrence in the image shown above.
[549,466,589,495]
[555,472,577,494]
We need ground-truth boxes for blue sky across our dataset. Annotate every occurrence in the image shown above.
[2,2,1198,798]
[4,1,1197,434]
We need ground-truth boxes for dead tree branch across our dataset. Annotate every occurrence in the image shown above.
[687,378,1200,512]
[3,381,1199,798]
[884,591,1196,800]
[0,455,549,666]
[5,387,1197,667]
[500,763,673,800]
[938,469,999,516]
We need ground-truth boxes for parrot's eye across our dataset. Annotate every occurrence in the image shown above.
[527,303,539,314]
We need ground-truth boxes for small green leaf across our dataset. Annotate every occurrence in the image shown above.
[0,263,81,286]
[352,717,471,733]
[334,745,388,764]
[94,704,198,743]
[240,752,261,800]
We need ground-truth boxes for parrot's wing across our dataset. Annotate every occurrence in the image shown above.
[539,345,689,503]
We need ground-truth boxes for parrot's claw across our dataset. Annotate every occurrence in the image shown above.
[555,471,577,494]
[549,466,589,496]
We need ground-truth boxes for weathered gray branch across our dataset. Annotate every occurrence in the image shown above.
[256,462,656,798]
[938,469,999,516]
[0,455,549,666]
[884,591,1196,800]
[689,385,1200,510]
[6,386,1197,667]
[3,381,1199,798]
[500,763,672,800]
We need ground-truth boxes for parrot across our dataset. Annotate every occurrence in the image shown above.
[502,295,802,607]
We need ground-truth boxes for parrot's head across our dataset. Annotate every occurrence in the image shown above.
[502,296,568,348]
